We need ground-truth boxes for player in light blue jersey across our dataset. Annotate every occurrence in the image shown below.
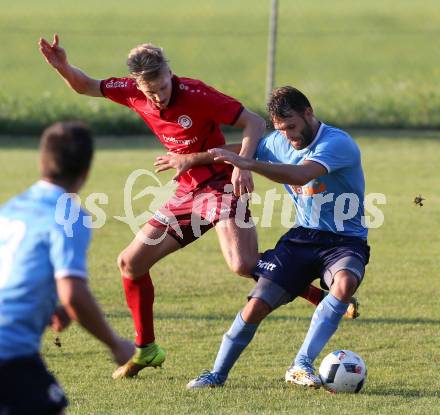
[187,86,370,389]
[0,122,134,414]
[254,121,366,239]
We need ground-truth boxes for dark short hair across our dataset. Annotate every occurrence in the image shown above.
[40,121,94,184]
[267,86,312,119]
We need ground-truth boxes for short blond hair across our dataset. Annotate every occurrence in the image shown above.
[127,43,169,83]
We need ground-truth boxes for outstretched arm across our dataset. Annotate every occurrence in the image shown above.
[39,34,102,97]
[209,148,327,186]
[154,109,264,187]
[153,143,242,181]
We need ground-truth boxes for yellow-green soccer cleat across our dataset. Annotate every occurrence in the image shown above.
[112,343,165,379]
[344,297,360,319]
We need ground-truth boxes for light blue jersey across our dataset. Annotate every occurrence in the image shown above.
[0,181,91,359]
[255,123,367,238]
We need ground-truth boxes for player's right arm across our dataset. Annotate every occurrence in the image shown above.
[209,147,327,186]
[50,208,133,365]
[39,34,102,97]
[154,143,242,180]
[56,276,134,365]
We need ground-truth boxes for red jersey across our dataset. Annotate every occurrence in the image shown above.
[100,75,244,189]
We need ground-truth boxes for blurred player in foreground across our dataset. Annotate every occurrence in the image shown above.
[38,35,339,379]
[187,86,369,389]
[0,122,134,414]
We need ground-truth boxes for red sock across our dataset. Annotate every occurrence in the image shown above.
[122,273,155,346]
[300,284,325,306]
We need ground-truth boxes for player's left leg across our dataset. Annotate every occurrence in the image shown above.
[186,298,270,389]
[112,223,181,379]
[286,269,359,388]
[186,273,296,390]
[286,235,370,386]
[187,240,303,389]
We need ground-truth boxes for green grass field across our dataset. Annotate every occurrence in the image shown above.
[1,131,439,414]
[1,0,440,132]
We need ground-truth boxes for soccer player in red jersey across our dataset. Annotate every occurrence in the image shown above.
[38,34,344,379]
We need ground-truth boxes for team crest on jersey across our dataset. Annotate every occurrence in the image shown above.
[177,115,193,129]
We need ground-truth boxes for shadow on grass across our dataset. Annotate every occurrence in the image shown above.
[354,317,440,326]
[44,350,102,358]
[365,388,440,398]
[106,311,440,326]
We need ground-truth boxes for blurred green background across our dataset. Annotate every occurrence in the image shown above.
[1,0,439,133]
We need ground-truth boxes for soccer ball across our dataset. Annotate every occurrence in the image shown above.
[318,350,367,393]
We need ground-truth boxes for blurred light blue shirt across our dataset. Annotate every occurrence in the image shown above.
[0,181,91,359]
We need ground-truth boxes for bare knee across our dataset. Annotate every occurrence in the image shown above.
[330,270,358,303]
[241,298,271,324]
[117,250,147,279]
[229,262,252,277]
[117,250,133,277]
[227,256,258,277]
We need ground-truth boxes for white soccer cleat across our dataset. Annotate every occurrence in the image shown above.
[285,359,322,389]
[186,370,226,389]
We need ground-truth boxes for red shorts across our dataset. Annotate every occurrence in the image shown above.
[148,178,252,246]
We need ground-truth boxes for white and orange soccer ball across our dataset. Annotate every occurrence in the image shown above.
[319,350,367,393]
